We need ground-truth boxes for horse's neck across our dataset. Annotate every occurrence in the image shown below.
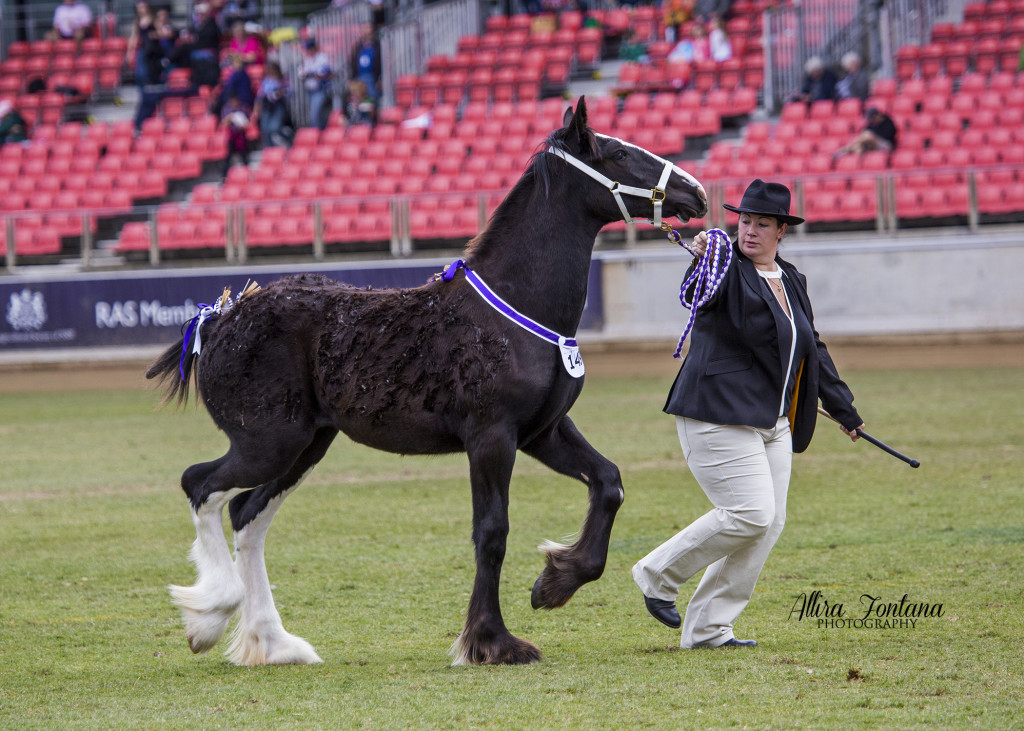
[468,182,601,336]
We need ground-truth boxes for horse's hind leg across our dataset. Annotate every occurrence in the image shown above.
[170,423,323,655]
[168,456,247,654]
[225,427,338,666]
[522,415,624,610]
[451,428,541,666]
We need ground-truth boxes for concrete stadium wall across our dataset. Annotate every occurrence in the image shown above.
[595,229,1024,343]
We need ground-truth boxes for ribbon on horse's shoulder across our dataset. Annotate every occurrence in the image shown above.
[435,260,584,378]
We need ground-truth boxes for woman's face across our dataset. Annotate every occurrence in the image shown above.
[737,213,785,265]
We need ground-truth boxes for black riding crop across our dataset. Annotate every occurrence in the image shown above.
[817,407,921,468]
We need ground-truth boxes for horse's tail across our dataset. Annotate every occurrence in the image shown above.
[146,312,221,406]
[146,337,197,406]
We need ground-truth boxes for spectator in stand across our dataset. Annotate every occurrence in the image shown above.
[253,60,293,147]
[834,107,898,156]
[662,0,695,43]
[835,51,870,102]
[219,88,252,179]
[300,37,334,130]
[618,29,649,62]
[220,0,260,29]
[694,0,731,23]
[154,6,178,61]
[47,0,94,48]
[0,100,28,145]
[228,20,266,66]
[222,53,255,108]
[708,16,732,62]
[188,2,222,88]
[130,5,174,133]
[691,22,712,63]
[670,23,713,65]
[126,2,156,90]
[668,25,697,63]
[350,28,381,105]
[345,79,375,125]
[791,56,836,104]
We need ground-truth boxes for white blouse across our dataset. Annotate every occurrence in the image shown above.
[757,268,797,417]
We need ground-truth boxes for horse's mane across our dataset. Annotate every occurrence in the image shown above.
[465,125,599,257]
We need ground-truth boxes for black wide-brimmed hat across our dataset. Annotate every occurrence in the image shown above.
[722,179,805,225]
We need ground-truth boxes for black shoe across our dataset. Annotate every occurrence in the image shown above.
[717,637,757,647]
[644,595,681,629]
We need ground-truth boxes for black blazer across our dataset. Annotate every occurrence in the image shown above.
[664,242,862,453]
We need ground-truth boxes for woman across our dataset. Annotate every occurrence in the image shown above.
[218,87,252,180]
[632,179,865,648]
[227,20,265,66]
[662,0,694,43]
[349,28,380,104]
[301,37,334,130]
[125,1,155,89]
[252,61,292,147]
[835,107,898,157]
[708,17,732,62]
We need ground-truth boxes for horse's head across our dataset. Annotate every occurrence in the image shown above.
[546,97,708,226]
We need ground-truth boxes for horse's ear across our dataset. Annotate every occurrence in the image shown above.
[561,96,589,152]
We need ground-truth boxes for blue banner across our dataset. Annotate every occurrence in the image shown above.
[0,260,603,351]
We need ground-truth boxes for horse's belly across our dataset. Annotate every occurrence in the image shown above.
[338,414,465,455]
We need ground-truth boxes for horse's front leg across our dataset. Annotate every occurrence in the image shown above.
[450,428,540,666]
[522,415,624,610]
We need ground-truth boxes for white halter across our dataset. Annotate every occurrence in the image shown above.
[547,136,701,227]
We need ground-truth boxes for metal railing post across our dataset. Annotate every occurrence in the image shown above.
[148,209,160,266]
[400,199,413,256]
[81,213,93,268]
[625,221,637,248]
[313,202,325,260]
[875,176,886,233]
[967,170,979,232]
[887,175,898,232]
[477,194,488,233]
[390,198,403,257]
[5,217,15,272]
[224,206,235,263]
[236,207,248,264]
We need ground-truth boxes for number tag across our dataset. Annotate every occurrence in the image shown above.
[558,337,585,378]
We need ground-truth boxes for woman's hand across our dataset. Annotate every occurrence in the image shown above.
[841,423,865,442]
[690,230,709,258]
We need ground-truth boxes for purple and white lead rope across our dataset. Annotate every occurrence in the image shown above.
[666,227,732,358]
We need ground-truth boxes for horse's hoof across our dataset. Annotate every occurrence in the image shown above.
[449,630,541,666]
[528,573,569,606]
[530,577,545,610]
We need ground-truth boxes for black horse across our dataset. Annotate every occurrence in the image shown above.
[147,98,708,666]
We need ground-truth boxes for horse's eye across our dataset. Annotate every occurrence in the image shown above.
[613,150,628,161]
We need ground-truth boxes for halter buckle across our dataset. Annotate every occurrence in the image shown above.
[651,188,666,203]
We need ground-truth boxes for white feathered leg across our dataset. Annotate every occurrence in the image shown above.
[227,487,322,665]
[169,489,246,654]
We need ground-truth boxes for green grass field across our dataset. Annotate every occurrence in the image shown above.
[1,361,1022,729]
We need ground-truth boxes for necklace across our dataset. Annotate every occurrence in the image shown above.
[756,267,790,315]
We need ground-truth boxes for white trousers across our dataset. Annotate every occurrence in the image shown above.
[633,416,792,648]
